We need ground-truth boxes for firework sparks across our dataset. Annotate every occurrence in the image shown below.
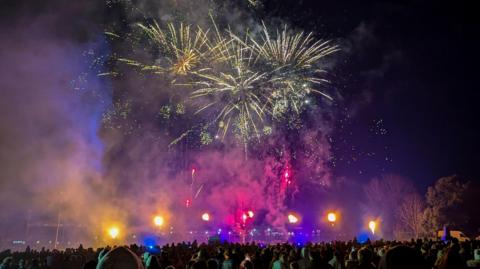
[188,24,338,149]
[189,36,273,156]
[119,21,209,77]
[115,18,338,151]
[250,23,339,116]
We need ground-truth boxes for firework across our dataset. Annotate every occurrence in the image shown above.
[189,36,272,152]
[191,68,268,140]
[250,23,339,116]
[188,25,338,148]
[115,18,338,150]
[119,21,210,77]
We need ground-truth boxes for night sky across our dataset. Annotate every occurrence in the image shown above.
[261,0,477,189]
[1,0,477,190]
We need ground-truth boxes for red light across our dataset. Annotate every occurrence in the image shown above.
[185,199,191,208]
[191,168,196,174]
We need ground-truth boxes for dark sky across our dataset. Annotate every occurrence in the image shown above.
[261,0,478,189]
[1,0,477,191]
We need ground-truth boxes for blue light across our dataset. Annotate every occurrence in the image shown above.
[357,232,370,244]
[143,236,156,247]
[142,236,161,254]
[290,232,307,246]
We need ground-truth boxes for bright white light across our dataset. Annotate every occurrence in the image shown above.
[153,216,165,227]
[201,213,210,221]
[108,227,120,239]
[369,220,376,234]
[288,214,299,224]
[327,212,336,223]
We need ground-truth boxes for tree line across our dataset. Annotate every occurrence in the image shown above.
[362,174,476,240]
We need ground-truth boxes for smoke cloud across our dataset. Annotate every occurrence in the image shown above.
[0,0,342,247]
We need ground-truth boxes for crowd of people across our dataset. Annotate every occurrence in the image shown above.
[1,238,480,269]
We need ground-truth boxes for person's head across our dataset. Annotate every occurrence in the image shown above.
[378,245,426,269]
[142,252,151,264]
[289,261,299,269]
[377,247,386,258]
[83,260,97,269]
[357,247,373,265]
[224,249,232,260]
[272,251,279,261]
[348,250,357,261]
[98,248,110,261]
[192,261,207,269]
[206,259,218,269]
[301,247,310,259]
[437,246,464,269]
[240,260,253,269]
[474,249,480,261]
[197,249,205,260]
[1,257,12,265]
[96,246,144,269]
[186,260,195,269]
[279,252,286,262]
[146,255,161,269]
[436,248,444,260]
[310,249,321,261]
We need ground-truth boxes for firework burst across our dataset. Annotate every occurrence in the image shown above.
[250,24,339,116]
[119,21,210,77]
[190,36,271,154]
[113,19,338,152]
